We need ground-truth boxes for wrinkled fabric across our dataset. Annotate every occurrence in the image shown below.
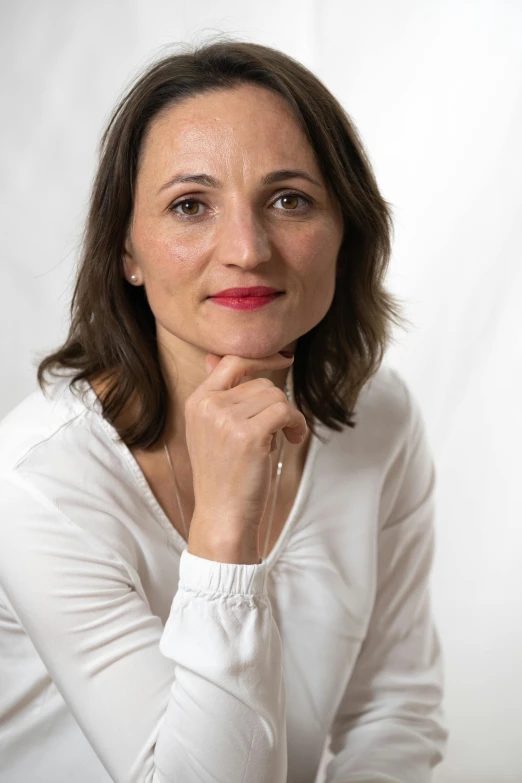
[0,365,448,782]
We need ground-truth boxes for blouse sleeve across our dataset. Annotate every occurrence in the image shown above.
[0,473,287,783]
[324,377,449,783]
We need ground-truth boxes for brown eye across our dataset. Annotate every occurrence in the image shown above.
[273,192,311,211]
[280,195,299,210]
[174,199,201,216]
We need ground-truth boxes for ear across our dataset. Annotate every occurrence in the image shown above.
[122,235,140,284]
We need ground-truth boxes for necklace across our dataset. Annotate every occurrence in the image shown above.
[163,376,292,563]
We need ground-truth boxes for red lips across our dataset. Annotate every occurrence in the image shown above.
[210,286,281,297]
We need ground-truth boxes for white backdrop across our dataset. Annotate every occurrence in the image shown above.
[1,1,521,781]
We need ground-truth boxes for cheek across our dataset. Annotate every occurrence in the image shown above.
[285,224,338,281]
[289,226,339,323]
[138,224,208,292]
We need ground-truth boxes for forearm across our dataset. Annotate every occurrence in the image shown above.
[156,548,287,780]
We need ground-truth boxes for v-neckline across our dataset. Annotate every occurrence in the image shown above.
[81,378,326,572]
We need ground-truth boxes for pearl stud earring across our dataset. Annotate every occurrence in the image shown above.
[130,274,137,282]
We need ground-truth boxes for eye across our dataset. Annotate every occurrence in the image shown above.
[272,192,312,211]
[169,198,204,217]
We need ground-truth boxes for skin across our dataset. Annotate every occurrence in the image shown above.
[112,83,345,549]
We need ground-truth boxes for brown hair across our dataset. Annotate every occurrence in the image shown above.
[36,35,411,448]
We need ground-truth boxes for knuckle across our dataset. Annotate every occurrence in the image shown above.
[269,386,287,403]
[200,396,215,415]
[273,399,289,416]
[187,394,211,418]
[213,408,229,431]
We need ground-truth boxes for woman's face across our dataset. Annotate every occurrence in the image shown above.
[123,83,344,363]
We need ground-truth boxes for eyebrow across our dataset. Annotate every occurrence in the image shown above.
[157,168,323,194]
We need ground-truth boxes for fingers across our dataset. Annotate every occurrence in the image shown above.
[200,353,295,394]
[254,398,308,446]
[194,352,306,446]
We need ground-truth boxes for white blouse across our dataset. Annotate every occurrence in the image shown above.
[0,364,448,783]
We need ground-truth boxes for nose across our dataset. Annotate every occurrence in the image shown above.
[214,202,272,269]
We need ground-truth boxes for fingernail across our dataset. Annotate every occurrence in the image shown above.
[279,351,294,358]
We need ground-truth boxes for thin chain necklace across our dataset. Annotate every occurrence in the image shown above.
[163,376,292,563]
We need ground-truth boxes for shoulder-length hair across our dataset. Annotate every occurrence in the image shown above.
[36,36,411,449]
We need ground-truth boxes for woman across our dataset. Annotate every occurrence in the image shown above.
[0,39,448,782]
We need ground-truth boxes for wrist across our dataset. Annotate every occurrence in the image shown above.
[188,516,261,565]
[187,541,261,565]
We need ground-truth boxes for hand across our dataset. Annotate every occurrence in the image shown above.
[184,352,308,563]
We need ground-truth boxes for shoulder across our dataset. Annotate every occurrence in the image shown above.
[357,363,435,529]
[0,375,105,477]
[0,376,145,573]
[346,361,419,459]
[314,362,424,494]
[0,374,131,520]
[358,362,413,421]
[0,376,81,476]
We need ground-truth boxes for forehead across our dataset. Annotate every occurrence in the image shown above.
[139,84,319,176]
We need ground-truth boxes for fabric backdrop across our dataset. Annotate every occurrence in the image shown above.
[1,1,521,781]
